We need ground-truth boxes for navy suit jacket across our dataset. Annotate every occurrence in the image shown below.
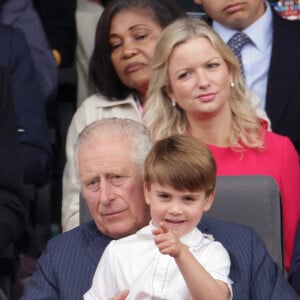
[289,220,300,296]
[21,217,299,300]
[0,24,52,187]
[266,10,300,154]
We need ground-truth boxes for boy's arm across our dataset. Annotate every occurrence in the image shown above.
[153,222,230,300]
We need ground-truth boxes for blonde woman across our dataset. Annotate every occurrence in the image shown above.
[143,18,300,272]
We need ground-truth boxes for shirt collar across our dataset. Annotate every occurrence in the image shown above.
[213,1,273,52]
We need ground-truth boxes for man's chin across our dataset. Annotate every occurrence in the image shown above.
[100,222,138,239]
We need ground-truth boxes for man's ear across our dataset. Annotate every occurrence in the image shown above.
[144,182,151,205]
[203,189,215,212]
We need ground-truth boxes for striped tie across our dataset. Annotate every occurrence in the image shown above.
[227,32,250,76]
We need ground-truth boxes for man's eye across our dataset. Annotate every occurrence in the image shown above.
[111,175,122,185]
[85,179,99,190]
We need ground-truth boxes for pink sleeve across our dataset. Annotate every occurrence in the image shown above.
[279,137,300,271]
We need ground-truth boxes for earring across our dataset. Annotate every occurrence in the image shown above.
[172,100,176,107]
[230,81,235,88]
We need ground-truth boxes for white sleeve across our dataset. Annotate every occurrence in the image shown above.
[200,241,233,300]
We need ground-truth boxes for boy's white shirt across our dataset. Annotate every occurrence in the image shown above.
[84,222,233,300]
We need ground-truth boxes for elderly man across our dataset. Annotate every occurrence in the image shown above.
[21,118,299,299]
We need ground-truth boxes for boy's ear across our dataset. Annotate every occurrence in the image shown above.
[144,182,151,205]
[203,189,215,212]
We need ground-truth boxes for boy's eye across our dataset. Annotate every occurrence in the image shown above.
[158,193,170,199]
[184,196,195,202]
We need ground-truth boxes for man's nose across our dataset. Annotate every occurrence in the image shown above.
[99,181,114,205]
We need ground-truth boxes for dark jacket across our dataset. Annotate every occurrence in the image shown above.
[0,24,52,187]
[266,10,300,154]
[0,67,28,251]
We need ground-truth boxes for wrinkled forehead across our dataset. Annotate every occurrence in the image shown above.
[78,135,136,172]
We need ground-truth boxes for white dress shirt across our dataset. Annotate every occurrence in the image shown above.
[213,1,273,109]
[84,223,232,300]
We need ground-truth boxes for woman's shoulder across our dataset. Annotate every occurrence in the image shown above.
[265,130,294,148]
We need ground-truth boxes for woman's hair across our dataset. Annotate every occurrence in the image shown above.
[144,135,216,196]
[143,18,264,150]
[89,0,186,100]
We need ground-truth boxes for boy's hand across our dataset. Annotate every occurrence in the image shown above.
[109,289,129,300]
[152,222,185,258]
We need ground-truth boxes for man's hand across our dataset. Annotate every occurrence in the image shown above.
[110,289,129,300]
[152,222,185,258]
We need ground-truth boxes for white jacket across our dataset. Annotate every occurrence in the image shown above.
[62,93,142,232]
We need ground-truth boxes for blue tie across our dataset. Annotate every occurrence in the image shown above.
[227,32,250,76]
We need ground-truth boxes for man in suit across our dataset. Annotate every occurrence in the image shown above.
[0,67,28,253]
[0,24,52,188]
[193,0,300,154]
[21,118,299,300]
[0,66,28,299]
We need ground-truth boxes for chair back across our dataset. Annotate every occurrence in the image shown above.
[206,175,283,270]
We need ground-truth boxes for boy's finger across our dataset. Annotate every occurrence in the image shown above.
[159,222,169,233]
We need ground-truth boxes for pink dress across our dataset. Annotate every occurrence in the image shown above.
[206,130,300,271]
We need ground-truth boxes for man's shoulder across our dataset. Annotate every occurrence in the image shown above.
[273,10,300,36]
[199,216,253,235]
[47,221,107,251]
[199,216,259,254]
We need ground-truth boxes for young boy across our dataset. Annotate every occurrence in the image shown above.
[84,135,232,300]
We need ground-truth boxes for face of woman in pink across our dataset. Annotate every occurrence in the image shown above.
[167,37,233,123]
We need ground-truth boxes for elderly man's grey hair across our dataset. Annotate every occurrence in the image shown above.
[75,118,153,175]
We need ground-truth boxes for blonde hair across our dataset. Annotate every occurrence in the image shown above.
[144,135,216,196]
[143,18,264,150]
